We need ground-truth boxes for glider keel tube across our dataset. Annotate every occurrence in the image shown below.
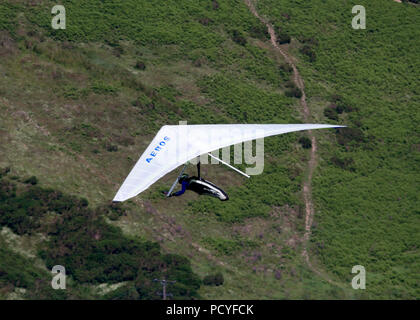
[113,124,345,202]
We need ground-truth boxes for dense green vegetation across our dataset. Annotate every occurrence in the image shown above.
[0,0,418,299]
[257,0,420,298]
[0,170,202,299]
[0,236,69,299]
[0,3,17,34]
[203,272,224,286]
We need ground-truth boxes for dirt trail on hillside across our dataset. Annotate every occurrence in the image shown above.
[244,0,336,285]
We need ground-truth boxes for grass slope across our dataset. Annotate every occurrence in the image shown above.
[256,0,419,298]
[0,0,418,299]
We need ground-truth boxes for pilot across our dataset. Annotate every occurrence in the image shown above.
[169,174,228,201]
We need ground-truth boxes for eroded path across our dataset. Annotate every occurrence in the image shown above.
[244,0,336,284]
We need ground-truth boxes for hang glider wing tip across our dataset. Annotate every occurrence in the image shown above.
[318,124,345,127]
[319,124,346,129]
[112,194,128,202]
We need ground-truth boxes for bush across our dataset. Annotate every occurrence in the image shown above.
[284,80,295,88]
[336,128,365,146]
[105,143,118,152]
[279,63,293,73]
[324,107,338,121]
[231,30,247,46]
[0,241,46,289]
[0,172,200,298]
[0,167,10,178]
[277,32,291,44]
[135,254,201,299]
[203,273,224,286]
[282,13,291,20]
[198,17,212,26]
[331,95,356,113]
[293,87,302,98]
[335,104,344,114]
[112,46,124,57]
[42,204,159,284]
[102,283,140,300]
[249,24,270,40]
[0,179,89,235]
[299,136,312,149]
[330,156,355,171]
[300,36,319,46]
[135,61,146,70]
[300,45,316,62]
[285,87,302,98]
[24,176,38,185]
[343,104,356,113]
[91,82,118,95]
[98,202,125,221]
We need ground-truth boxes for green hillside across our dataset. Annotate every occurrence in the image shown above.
[0,0,418,299]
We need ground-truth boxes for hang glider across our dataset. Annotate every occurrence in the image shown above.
[113,124,344,202]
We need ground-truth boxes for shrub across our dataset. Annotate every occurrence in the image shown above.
[0,241,46,290]
[231,30,247,46]
[285,87,302,98]
[99,202,125,221]
[105,143,118,152]
[284,89,293,97]
[0,167,10,178]
[24,176,38,185]
[113,46,124,57]
[102,283,140,300]
[42,210,163,284]
[330,156,355,171]
[198,17,212,26]
[0,172,201,298]
[193,57,206,67]
[279,63,293,73]
[249,24,270,40]
[282,13,291,20]
[284,80,295,88]
[331,95,356,113]
[277,32,291,44]
[300,45,316,62]
[135,61,146,70]
[335,104,344,114]
[331,94,341,103]
[343,104,356,113]
[135,254,201,299]
[300,36,319,46]
[293,87,302,98]
[90,82,118,95]
[324,107,338,121]
[203,273,224,286]
[336,128,365,146]
[299,136,312,149]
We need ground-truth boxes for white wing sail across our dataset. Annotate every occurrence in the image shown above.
[113,124,344,202]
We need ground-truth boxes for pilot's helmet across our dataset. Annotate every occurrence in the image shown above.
[179,174,189,183]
